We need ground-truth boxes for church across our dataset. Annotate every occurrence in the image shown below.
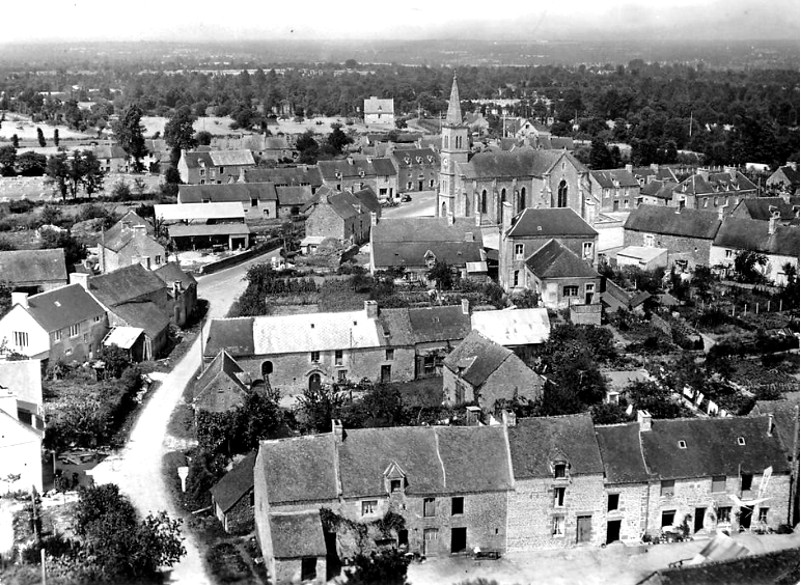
[437,76,599,226]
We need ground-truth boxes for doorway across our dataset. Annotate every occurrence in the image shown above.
[309,373,321,392]
[397,529,408,548]
[381,365,391,383]
[606,520,621,545]
[300,558,317,581]
[451,527,467,554]
[576,515,592,543]
[418,181,424,191]
[694,507,706,533]
[423,528,438,555]
[740,506,753,529]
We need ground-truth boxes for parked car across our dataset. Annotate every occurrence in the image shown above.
[401,194,412,202]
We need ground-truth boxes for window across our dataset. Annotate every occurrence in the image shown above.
[717,506,732,524]
[552,516,565,536]
[481,190,487,214]
[513,270,521,287]
[582,242,593,257]
[711,475,726,493]
[741,474,753,492]
[452,497,464,516]
[310,351,320,363]
[660,480,675,497]
[758,507,769,523]
[361,500,378,516]
[429,179,435,188]
[554,487,566,508]
[554,464,567,479]
[737,437,746,446]
[514,244,525,259]
[557,180,568,207]
[643,233,655,247]
[250,198,258,207]
[678,440,687,449]
[335,349,343,365]
[83,333,88,342]
[607,493,620,512]
[725,249,733,258]
[155,255,162,265]
[407,181,413,190]
[94,315,101,323]
[199,169,205,176]
[390,479,403,493]
[385,349,394,361]
[337,370,347,383]
[423,498,436,517]
[661,510,676,528]
[54,330,62,342]
[14,331,28,348]
[69,324,80,337]
[219,166,225,174]
[563,285,579,297]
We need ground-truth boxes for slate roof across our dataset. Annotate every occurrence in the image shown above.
[631,166,678,183]
[194,350,249,413]
[375,308,415,346]
[92,144,128,159]
[210,452,256,513]
[595,423,651,484]
[507,208,597,238]
[88,264,166,307]
[111,301,170,339]
[204,318,255,358]
[714,217,799,257]
[25,284,105,333]
[526,239,600,279]
[443,330,515,387]
[508,414,604,478]
[389,148,439,169]
[0,249,67,284]
[752,394,799,456]
[178,183,277,204]
[154,262,197,289]
[240,166,323,188]
[590,169,639,189]
[624,204,721,239]
[318,158,378,180]
[260,434,338,504]
[373,217,483,244]
[732,197,799,222]
[276,185,312,207]
[675,171,758,196]
[407,305,471,344]
[641,416,791,479]
[373,241,483,269]
[155,202,245,222]
[461,148,585,180]
[364,97,394,115]
[372,217,484,269]
[102,224,163,255]
[640,180,678,200]
[470,307,551,346]
[269,511,327,559]
[371,158,397,176]
[321,188,380,220]
[185,150,254,167]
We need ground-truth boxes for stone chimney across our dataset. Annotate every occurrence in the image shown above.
[332,419,344,442]
[501,201,513,233]
[625,164,633,173]
[767,413,774,437]
[364,300,378,319]
[370,211,378,226]
[11,292,28,309]
[447,214,455,226]
[650,163,659,172]
[637,410,652,432]
[464,231,474,242]
[769,214,777,236]
[69,273,89,290]
[465,405,481,426]
[502,410,517,427]
[0,388,17,420]
[461,298,470,315]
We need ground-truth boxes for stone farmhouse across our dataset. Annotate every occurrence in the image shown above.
[240,166,324,196]
[99,214,166,273]
[178,183,279,221]
[589,168,640,213]
[178,149,256,185]
[728,196,799,225]
[670,168,758,212]
[304,186,380,247]
[250,412,792,584]
[318,157,397,197]
[212,452,257,534]
[0,249,68,294]
[389,148,440,194]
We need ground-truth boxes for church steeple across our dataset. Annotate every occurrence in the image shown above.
[445,74,462,126]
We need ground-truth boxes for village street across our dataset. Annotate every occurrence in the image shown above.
[91,248,280,585]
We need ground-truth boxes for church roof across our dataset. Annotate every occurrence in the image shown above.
[445,75,463,127]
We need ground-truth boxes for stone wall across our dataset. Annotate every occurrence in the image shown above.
[478,358,543,409]
[623,229,713,269]
[222,492,255,534]
[602,483,649,544]
[274,557,326,585]
[500,233,596,292]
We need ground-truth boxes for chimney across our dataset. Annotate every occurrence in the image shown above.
[11,292,29,309]
[69,273,89,290]
[637,410,652,432]
[121,220,132,232]
[769,214,777,236]
[502,409,517,427]
[461,298,470,315]
[347,157,354,165]
[0,389,17,420]
[364,300,378,319]
[501,201,513,233]
[767,413,774,437]
[370,211,378,226]
[465,405,481,426]
[717,201,729,221]
[650,163,659,172]
[133,224,147,237]
[332,419,344,442]
[625,164,633,173]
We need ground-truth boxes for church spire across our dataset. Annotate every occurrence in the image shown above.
[445,74,462,126]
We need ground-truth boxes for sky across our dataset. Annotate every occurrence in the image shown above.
[1,0,798,43]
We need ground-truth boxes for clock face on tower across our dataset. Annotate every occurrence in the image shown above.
[442,156,449,170]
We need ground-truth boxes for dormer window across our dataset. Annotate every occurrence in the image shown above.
[554,463,567,479]
[737,437,746,446]
[390,479,403,493]
[384,461,407,495]
[678,440,687,449]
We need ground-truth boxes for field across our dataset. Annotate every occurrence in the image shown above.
[0,112,94,141]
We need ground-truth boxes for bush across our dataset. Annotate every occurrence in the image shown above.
[207,542,251,583]
[8,198,35,214]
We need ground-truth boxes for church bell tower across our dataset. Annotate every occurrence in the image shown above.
[437,75,469,218]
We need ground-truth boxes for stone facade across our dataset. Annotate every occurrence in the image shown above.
[273,557,326,585]
[305,199,371,246]
[215,492,255,534]
[442,355,543,409]
[601,483,649,545]
[623,229,713,269]
[506,474,606,551]
[527,274,602,310]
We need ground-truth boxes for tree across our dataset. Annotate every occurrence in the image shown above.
[53,128,60,146]
[325,122,353,155]
[164,105,198,152]
[626,380,687,419]
[295,384,346,433]
[346,549,410,585]
[78,150,105,196]
[17,151,47,176]
[733,250,767,284]
[11,134,19,148]
[0,145,16,176]
[195,130,212,146]
[113,104,148,172]
[40,230,86,266]
[427,260,453,292]
[589,137,614,169]
[36,127,46,147]
[296,129,319,164]
[45,152,70,199]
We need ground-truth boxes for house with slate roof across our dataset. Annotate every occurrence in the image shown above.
[193,350,251,414]
[153,262,197,327]
[211,452,257,534]
[0,284,108,362]
[178,183,279,221]
[710,217,800,285]
[239,166,324,195]
[369,215,486,281]
[524,239,603,309]
[99,215,165,273]
[254,422,513,582]
[177,149,256,184]
[442,330,544,409]
[0,249,68,293]
[766,162,799,194]
[363,96,395,127]
[630,164,679,187]
[389,148,439,194]
[305,186,381,246]
[728,196,799,225]
[318,157,397,197]
[589,169,640,213]
[671,168,758,211]
[623,204,722,270]
[499,205,598,294]
[92,143,129,173]
[0,386,43,494]
[638,180,678,207]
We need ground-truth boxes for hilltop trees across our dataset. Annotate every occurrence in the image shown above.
[164,105,198,164]
[113,104,148,172]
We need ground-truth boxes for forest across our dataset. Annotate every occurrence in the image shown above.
[0,56,798,167]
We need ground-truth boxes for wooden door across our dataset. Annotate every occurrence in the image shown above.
[576,515,592,543]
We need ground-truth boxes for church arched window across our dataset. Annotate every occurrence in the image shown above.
[481,190,487,214]
[557,180,568,208]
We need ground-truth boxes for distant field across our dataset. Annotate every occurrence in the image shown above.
[0,113,94,141]
[140,116,239,138]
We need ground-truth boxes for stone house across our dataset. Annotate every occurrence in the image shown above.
[363,96,395,126]
[0,388,43,494]
[766,163,799,194]
[211,452,257,534]
[0,285,108,362]
[499,205,598,293]
[372,158,399,201]
[254,423,513,584]
[178,183,279,221]
[239,135,296,162]
[390,148,440,194]
[178,149,256,185]
[671,169,758,211]
[469,307,551,358]
[506,414,606,550]
[710,217,799,285]
[240,166,324,196]
[728,196,799,224]
[638,180,678,207]
[305,186,381,246]
[193,350,250,413]
[203,301,416,394]
[0,249,68,294]
[589,169,641,213]
[92,144,129,173]
[153,262,197,327]
[631,164,678,187]
[524,239,603,309]
[442,330,544,409]
[623,204,722,270]
[99,219,166,273]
